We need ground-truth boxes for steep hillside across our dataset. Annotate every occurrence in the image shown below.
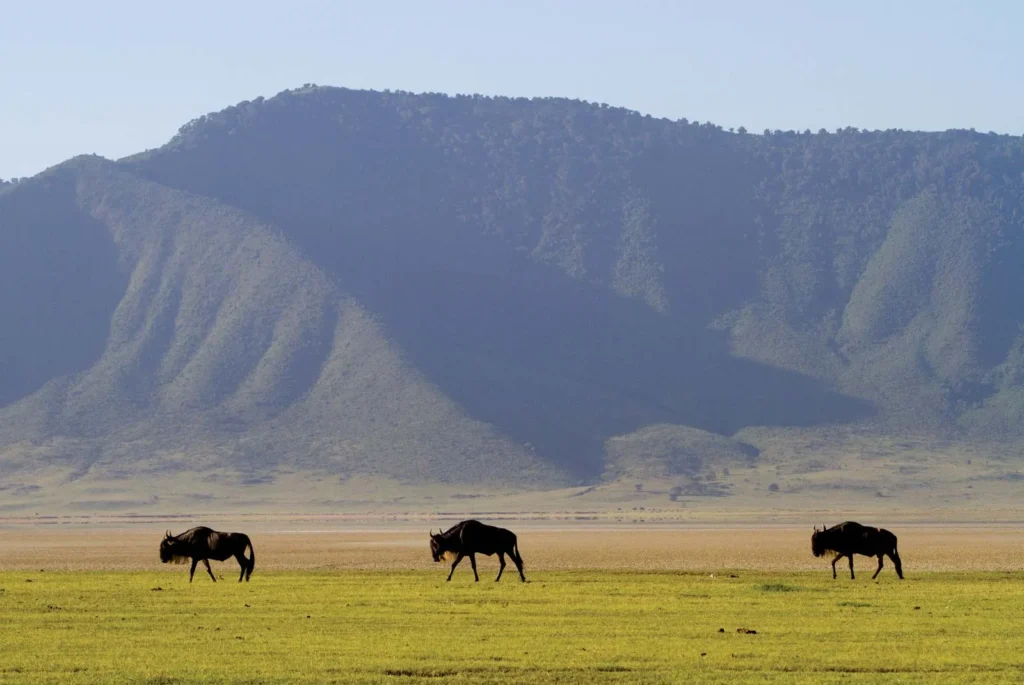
[2,86,1024,505]
[128,88,1024,432]
[0,158,556,488]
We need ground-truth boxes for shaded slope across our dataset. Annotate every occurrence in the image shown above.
[126,89,873,478]
[0,157,557,485]
[0,165,126,409]
[3,87,1024,495]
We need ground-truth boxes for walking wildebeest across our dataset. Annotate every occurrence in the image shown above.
[811,521,903,580]
[159,526,255,582]
[429,520,526,582]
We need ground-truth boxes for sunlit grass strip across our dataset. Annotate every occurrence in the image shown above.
[1,571,1022,683]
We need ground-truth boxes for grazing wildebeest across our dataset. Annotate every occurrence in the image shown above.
[429,520,526,582]
[811,521,903,580]
[159,527,255,582]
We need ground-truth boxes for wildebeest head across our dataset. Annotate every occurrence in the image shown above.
[810,523,829,557]
[429,529,459,563]
[429,530,443,563]
[159,530,188,564]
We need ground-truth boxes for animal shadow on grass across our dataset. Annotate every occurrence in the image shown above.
[757,583,802,592]
[381,668,459,678]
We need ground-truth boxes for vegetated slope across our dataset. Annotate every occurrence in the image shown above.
[2,86,1024,492]
[0,158,556,487]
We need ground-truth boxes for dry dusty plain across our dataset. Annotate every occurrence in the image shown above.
[2,521,1023,572]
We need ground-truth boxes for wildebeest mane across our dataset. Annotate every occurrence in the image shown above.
[172,527,213,545]
[437,522,468,540]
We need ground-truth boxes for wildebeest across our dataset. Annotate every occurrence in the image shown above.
[811,521,903,580]
[159,527,255,582]
[429,520,526,582]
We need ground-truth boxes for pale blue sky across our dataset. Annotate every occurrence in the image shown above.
[2,0,1022,179]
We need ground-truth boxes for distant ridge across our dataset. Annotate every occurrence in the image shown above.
[2,86,1024,501]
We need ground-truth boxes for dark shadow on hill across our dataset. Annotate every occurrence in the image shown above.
[127,184,874,481]
[308,242,874,482]
[0,170,126,408]
[126,94,876,481]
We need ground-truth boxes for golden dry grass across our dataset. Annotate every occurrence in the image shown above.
[1,525,1023,573]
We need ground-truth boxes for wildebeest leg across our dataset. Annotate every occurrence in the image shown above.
[203,559,217,582]
[235,553,247,582]
[831,554,842,579]
[495,553,506,582]
[512,549,526,582]
[848,555,855,580]
[189,558,199,583]
[469,553,479,582]
[446,553,465,581]
[872,554,884,579]
[890,550,904,579]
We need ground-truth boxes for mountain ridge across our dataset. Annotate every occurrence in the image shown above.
[2,86,1024,507]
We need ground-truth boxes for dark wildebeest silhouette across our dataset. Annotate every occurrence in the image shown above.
[429,520,526,582]
[811,521,903,580]
[159,527,255,582]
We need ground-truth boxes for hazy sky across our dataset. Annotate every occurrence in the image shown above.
[2,0,1022,179]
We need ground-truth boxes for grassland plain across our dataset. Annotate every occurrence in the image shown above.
[2,568,1024,684]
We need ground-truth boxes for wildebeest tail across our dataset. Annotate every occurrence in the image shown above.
[887,530,899,556]
[513,537,523,568]
[246,538,256,577]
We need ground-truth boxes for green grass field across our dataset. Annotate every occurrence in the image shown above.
[2,570,1023,684]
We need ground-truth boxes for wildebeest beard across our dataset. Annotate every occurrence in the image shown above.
[160,537,191,564]
[811,529,839,558]
[431,541,458,564]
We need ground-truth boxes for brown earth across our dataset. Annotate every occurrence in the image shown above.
[1,524,1022,573]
